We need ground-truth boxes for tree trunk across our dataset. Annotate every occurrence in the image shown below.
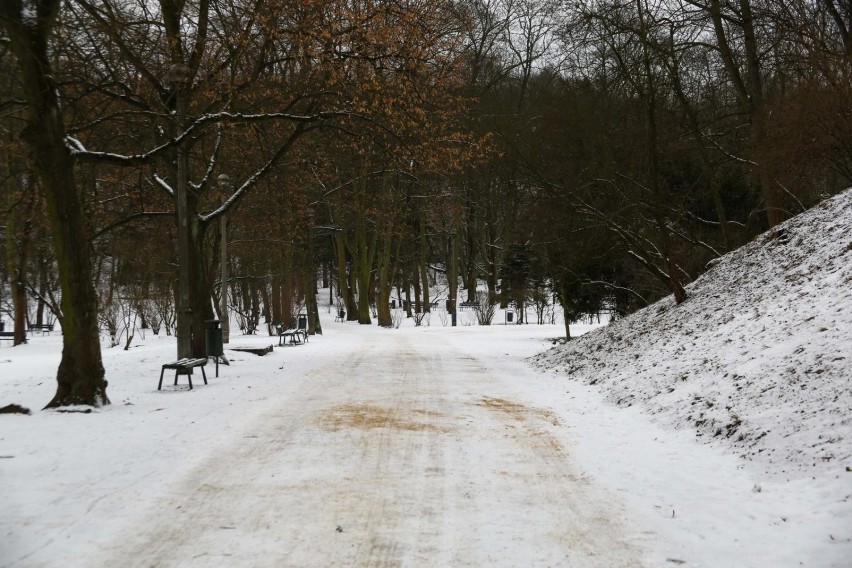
[1,5,108,406]
[259,280,272,335]
[559,290,572,341]
[376,226,401,328]
[12,263,29,346]
[355,215,375,325]
[376,230,394,327]
[346,265,359,321]
[449,194,462,326]
[5,172,34,346]
[404,274,412,318]
[333,231,358,320]
[271,273,284,325]
[36,255,49,326]
[449,230,459,326]
[413,263,422,314]
[418,210,430,313]
[303,242,322,335]
[186,216,215,356]
[485,201,498,302]
[707,0,783,228]
[739,0,783,228]
[636,0,687,304]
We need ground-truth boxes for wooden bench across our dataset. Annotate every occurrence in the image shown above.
[275,316,309,346]
[0,331,25,343]
[276,325,307,346]
[29,323,54,335]
[458,301,476,310]
[278,329,302,345]
[158,358,208,390]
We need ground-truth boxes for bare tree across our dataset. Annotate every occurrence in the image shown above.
[1,0,108,407]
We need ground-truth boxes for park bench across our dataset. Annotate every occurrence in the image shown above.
[158,358,208,390]
[0,331,25,344]
[29,323,54,335]
[276,317,308,346]
[458,300,476,310]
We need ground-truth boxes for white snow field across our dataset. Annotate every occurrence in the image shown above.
[1,190,850,567]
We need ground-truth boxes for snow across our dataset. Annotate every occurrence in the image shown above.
[1,190,850,567]
[533,188,852,478]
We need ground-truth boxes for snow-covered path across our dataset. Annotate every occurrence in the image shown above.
[4,319,848,567]
[88,331,648,567]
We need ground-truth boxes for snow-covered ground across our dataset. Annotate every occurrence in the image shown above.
[535,189,852,481]
[1,191,850,567]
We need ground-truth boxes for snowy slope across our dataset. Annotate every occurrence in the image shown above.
[534,188,852,479]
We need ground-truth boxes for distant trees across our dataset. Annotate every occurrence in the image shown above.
[510,0,850,323]
[1,0,849,394]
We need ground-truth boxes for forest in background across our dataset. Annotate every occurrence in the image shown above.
[1,0,850,406]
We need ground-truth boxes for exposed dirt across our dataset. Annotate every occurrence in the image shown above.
[475,396,561,425]
[318,403,449,433]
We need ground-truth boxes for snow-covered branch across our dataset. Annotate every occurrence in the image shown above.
[66,110,360,167]
[200,122,313,222]
[153,174,174,197]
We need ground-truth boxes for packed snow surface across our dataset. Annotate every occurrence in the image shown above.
[1,191,850,567]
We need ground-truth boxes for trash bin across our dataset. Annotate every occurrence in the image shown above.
[205,319,223,357]
[506,311,514,324]
[297,313,308,330]
[390,299,396,309]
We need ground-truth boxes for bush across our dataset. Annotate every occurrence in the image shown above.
[472,291,496,325]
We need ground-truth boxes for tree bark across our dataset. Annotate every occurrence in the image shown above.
[1,2,108,406]
[333,230,358,320]
[636,0,687,304]
[354,214,376,325]
[376,230,394,328]
[707,0,784,228]
[418,208,430,313]
[5,170,33,346]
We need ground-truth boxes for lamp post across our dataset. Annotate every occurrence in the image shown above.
[216,174,231,344]
[169,62,192,359]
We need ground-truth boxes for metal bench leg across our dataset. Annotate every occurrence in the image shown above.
[158,368,166,390]
[187,370,193,390]
[200,366,207,385]
[174,369,179,386]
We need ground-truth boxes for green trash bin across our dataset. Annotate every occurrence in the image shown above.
[205,320,223,357]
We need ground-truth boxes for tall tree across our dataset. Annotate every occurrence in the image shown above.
[0,0,108,407]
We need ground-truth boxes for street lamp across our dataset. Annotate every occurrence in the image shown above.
[169,62,192,359]
[216,173,231,344]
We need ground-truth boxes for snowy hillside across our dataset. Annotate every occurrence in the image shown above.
[534,188,852,479]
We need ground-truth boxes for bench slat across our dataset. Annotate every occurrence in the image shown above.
[162,358,207,369]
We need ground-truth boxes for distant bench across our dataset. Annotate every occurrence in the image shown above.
[275,317,308,346]
[0,331,25,343]
[158,358,208,390]
[278,329,305,345]
[29,323,54,335]
[458,301,476,310]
